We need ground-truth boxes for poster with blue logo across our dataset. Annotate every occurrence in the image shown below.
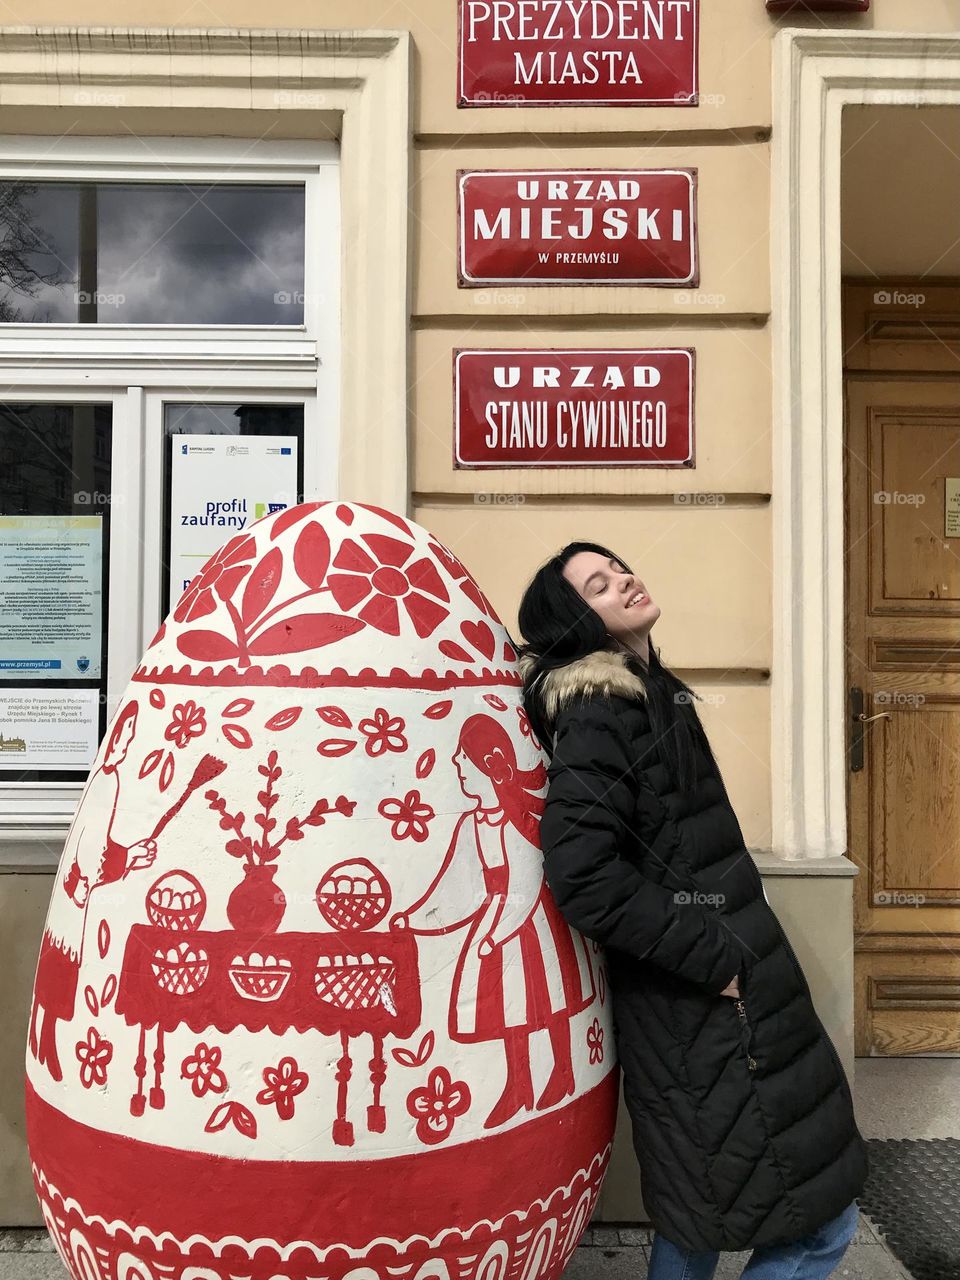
[168,435,299,609]
[0,515,103,679]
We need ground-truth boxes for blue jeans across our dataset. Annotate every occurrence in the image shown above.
[647,1199,860,1280]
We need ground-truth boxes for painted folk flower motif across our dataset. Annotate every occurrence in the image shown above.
[358,708,408,757]
[428,540,499,621]
[378,789,435,842]
[257,1056,308,1120]
[406,1066,471,1145]
[176,520,364,665]
[171,511,502,665]
[174,534,257,624]
[75,1027,113,1088]
[164,700,207,749]
[328,534,450,637]
[180,1043,228,1098]
[586,1018,604,1065]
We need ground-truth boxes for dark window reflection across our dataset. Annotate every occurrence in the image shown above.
[0,182,305,324]
[0,403,112,782]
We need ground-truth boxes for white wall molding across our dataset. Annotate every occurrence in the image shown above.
[0,25,413,513]
[771,28,960,859]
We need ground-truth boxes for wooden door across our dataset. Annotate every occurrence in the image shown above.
[844,280,960,1056]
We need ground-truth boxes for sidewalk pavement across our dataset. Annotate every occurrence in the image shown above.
[0,1217,914,1280]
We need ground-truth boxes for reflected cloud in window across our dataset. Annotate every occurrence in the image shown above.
[0,181,305,324]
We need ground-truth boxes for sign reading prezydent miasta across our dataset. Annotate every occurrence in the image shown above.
[458,0,699,107]
[454,349,695,468]
[458,169,698,286]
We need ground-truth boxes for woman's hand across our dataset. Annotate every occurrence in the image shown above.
[718,973,740,998]
[73,873,90,908]
[126,838,157,872]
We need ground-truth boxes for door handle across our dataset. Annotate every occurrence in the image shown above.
[850,686,891,773]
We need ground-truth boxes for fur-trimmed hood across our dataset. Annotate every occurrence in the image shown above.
[518,646,646,729]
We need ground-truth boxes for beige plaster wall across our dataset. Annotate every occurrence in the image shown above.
[0,876,50,1227]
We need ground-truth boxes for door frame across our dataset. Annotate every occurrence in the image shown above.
[771,28,960,859]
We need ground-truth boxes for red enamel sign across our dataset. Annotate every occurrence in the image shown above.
[458,0,699,107]
[458,169,698,286]
[454,349,695,468]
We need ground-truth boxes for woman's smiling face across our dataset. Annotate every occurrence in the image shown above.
[562,550,661,644]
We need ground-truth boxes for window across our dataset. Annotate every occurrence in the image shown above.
[0,181,306,324]
[0,403,113,782]
[0,136,339,835]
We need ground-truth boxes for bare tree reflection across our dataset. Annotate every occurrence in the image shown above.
[0,182,69,321]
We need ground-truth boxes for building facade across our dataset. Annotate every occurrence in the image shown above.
[3,0,960,1226]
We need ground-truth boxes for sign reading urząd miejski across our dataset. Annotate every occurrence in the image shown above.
[458,170,698,286]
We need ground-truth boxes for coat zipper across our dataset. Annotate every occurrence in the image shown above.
[734,996,758,1071]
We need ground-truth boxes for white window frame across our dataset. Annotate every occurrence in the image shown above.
[0,134,340,842]
[0,134,339,364]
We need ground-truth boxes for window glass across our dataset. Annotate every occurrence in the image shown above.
[0,181,305,324]
[0,403,112,781]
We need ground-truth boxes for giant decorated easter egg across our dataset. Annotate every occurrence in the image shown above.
[26,500,617,1280]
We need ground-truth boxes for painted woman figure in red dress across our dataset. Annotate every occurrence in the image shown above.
[391,713,595,1130]
[29,699,157,1081]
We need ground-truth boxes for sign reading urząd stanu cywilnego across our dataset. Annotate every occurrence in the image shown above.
[453,349,695,469]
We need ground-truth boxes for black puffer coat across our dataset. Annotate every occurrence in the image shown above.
[520,646,868,1253]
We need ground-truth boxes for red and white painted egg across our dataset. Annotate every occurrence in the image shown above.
[26,500,617,1280]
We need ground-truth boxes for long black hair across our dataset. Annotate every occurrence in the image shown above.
[513,540,722,797]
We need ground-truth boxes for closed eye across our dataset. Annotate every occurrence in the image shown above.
[594,561,626,593]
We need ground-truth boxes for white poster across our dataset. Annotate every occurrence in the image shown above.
[0,688,100,770]
[0,515,103,678]
[169,435,299,606]
[946,478,960,538]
